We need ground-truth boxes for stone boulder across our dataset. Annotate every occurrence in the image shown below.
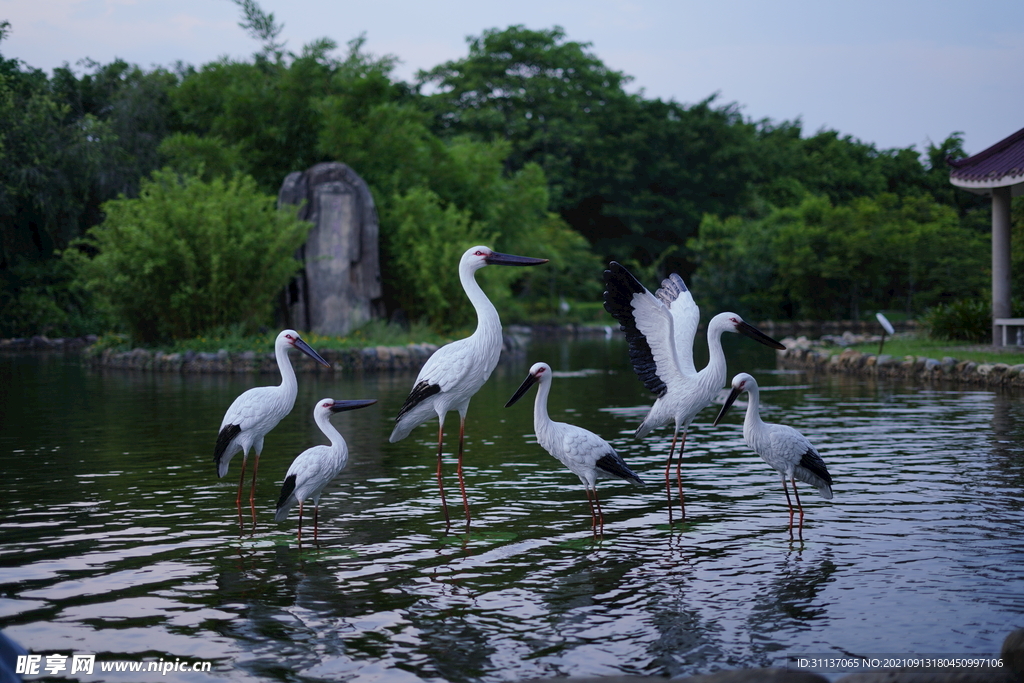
[278,162,384,335]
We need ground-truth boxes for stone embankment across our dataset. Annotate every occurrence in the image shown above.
[777,332,1024,388]
[86,342,442,373]
[0,335,98,351]
[760,319,917,337]
[0,333,437,373]
[0,323,613,374]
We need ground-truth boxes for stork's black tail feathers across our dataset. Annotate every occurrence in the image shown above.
[596,452,645,486]
[796,447,834,499]
[275,473,298,522]
[214,423,241,477]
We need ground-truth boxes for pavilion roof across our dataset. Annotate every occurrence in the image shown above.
[949,127,1024,193]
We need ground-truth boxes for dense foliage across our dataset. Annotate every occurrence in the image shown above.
[0,7,1014,341]
[920,299,992,344]
[65,171,311,343]
[688,194,988,320]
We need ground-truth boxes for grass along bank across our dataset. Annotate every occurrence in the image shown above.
[779,331,1024,388]
[86,320,450,356]
[810,332,1024,366]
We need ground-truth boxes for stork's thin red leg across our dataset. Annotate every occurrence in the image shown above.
[313,505,319,547]
[782,477,794,529]
[457,416,471,525]
[585,488,598,530]
[791,476,804,540]
[436,422,450,528]
[249,454,260,505]
[593,487,605,533]
[665,428,678,524]
[297,501,304,547]
[249,453,260,528]
[236,456,248,509]
[675,429,688,521]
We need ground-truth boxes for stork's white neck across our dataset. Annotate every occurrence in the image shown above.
[275,337,299,397]
[315,409,348,458]
[532,376,553,434]
[461,261,503,357]
[697,317,730,394]
[741,382,765,438]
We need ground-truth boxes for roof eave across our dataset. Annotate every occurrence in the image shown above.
[950,174,1024,196]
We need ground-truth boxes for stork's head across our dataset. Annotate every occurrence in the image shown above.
[730,372,757,394]
[314,397,378,415]
[505,361,552,407]
[713,372,758,426]
[276,329,331,368]
[461,246,549,272]
[712,313,786,350]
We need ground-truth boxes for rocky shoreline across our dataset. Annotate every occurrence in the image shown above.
[9,324,1024,388]
[0,333,440,373]
[777,333,1024,389]
[0,323,613,374]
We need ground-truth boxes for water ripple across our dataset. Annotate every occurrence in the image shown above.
[1,346,1020,681]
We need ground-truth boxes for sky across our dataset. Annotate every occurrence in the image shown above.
[2,0,1023,157]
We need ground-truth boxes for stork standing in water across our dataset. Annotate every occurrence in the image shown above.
[389,246,548,526]
[602,262,785,523]
[214,329,330,520]
[275,397,377,546]
[714,373,833,535]
[505,362,644,531]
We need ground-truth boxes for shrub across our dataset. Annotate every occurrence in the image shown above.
[383,186,494,332]
[0,256,109,338]
[921,299,991,343]
[65,170,311,343]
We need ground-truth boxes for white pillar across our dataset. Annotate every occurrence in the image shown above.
[992,186,1012,345]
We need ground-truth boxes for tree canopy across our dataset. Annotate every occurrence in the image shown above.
[0,9,1001,340]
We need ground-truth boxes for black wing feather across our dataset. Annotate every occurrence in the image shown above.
[396,380,441,421]
[214,423,242,471]
[596,452,645,486]
[603,261,667,398]
[277,473,297,511]
[798,447,833,486]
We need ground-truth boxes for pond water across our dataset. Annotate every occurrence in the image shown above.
[1,336,1022,682]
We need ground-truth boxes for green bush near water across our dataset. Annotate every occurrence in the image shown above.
[64,170,311,344]
[920,299,991,344]
[921,298,1024,345]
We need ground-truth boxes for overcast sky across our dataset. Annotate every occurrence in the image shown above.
[3,0,1023,157]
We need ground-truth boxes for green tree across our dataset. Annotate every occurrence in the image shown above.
[50,59,180,211]
[687,214,780,319]
[157,132,246,181]
[420,26,762,273]
[1,26,179,335]
[0,66,105,268]
[689,194,987,321]
[419,25,631,206]
[65,170,311,343]
[572,94,758,271]
[172,34,406,194]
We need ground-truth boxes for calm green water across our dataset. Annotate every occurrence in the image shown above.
[1,336,1022,682]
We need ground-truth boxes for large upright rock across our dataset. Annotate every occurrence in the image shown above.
[278,162,383,336]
